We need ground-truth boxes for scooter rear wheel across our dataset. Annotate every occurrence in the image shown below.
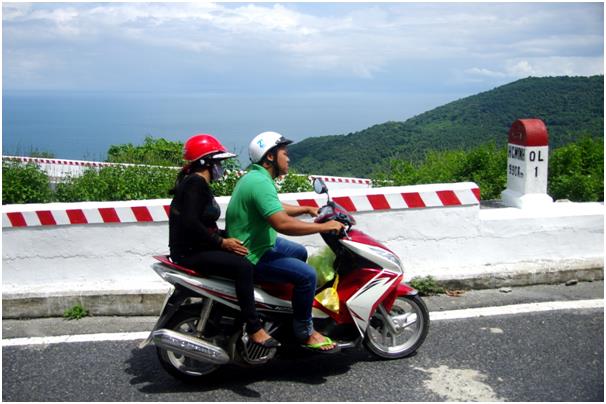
[364,295,429,359]
[156,303,220,382]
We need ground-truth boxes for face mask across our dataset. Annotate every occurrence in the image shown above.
[211,162,225,180]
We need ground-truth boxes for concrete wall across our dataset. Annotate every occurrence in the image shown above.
[3,183,603,308]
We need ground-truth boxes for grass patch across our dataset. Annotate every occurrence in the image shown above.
[64,304,89,320]
[409,275,445,296]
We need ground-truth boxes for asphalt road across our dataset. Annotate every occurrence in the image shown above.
[3,282,604,401]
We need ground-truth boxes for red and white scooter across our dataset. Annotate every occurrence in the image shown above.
[141,178,429,382]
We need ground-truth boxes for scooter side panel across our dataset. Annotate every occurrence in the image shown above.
[345,270,402,335]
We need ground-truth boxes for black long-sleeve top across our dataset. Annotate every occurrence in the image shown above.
[169,174,224,258]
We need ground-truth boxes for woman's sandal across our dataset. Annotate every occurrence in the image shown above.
[249,336,281,349]
[300,336,341,354]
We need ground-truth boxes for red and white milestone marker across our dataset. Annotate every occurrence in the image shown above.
[501,119,553,209]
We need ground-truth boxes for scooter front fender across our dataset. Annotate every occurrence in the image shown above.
[379,281,419,314]
[397,282,419,296]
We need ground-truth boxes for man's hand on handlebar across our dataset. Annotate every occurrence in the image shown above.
[305,206,319,217]
[321,220,346,235]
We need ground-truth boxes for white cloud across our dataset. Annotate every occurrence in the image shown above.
[2,2,603,90]
[505,57,605,77]
[506,60,536,77]
[465,68,506,79]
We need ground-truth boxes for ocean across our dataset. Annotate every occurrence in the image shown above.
[2,90,461,165]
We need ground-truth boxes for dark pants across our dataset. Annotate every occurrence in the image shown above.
[172,250,262,334]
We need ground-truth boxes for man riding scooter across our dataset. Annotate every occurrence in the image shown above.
[226,131,345,353]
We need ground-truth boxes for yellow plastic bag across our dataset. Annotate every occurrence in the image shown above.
[314,275,340,313]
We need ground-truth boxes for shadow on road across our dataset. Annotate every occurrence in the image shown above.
[125,345,383,398]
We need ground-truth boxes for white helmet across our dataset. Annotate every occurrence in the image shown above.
[248,131,293,163]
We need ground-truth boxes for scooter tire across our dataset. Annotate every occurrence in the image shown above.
[155,303,220,383]
[364,294,430,359]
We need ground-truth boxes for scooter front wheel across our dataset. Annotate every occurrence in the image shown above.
[156,303,220,382]
[364,295,429,359]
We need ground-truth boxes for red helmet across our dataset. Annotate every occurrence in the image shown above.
[182,134,236,163]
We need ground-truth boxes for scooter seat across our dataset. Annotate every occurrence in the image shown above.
[153,255,295,300]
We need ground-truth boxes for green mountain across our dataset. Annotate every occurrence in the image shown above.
[289,76,604,177]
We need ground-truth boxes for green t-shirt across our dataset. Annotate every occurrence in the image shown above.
[226,164,284,264]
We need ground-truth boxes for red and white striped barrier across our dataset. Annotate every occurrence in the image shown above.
[2,155,145,169]
[290,183,480,212]
[3,155,180,170]
[308,175,372,186]
[2,183,480,228]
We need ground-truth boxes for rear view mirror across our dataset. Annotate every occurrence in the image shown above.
[313,178,328,194]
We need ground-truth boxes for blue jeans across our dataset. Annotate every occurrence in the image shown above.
[255,238,316,341]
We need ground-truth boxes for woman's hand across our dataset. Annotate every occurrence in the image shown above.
[221,238,249,256]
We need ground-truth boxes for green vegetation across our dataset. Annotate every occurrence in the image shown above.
[409,276,445,296]
[290,76,604,177]
[2,162,53,204]
[372,137,603,202]
[374,142,507,200]
[54,165,177,202]
[106,136,184,166]
[64,304,89,320]
[106,135,243,171]
[2,160,312,204]
[277,170,313,193]
[2,135,601,205]
[548,137,604,202]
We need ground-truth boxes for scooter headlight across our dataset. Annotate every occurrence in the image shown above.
[341,240,403,272]
[366,245,403,271]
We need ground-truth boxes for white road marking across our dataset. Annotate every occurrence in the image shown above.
[2,299,603,347]
[428,298,603,321]
[2,331,150,347]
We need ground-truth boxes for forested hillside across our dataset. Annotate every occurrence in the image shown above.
[289,76,604,177]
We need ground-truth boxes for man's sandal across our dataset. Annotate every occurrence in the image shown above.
[300,336,341,354]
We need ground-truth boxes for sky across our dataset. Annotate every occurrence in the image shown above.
[3,2,604,95]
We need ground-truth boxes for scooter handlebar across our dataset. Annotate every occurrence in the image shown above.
[314,202,356,233]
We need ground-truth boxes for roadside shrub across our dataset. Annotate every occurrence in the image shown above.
[3,137,601,204]
[455,143,507,200]
[209,169,242,197]
[277,171,313,193]
[106,136,184,166]
[55,165,177,202]
[2,162,52,204]
[373,143,507,200]
[548,137,603,202]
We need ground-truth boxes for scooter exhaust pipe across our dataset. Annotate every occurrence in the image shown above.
[152,329,230,365]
